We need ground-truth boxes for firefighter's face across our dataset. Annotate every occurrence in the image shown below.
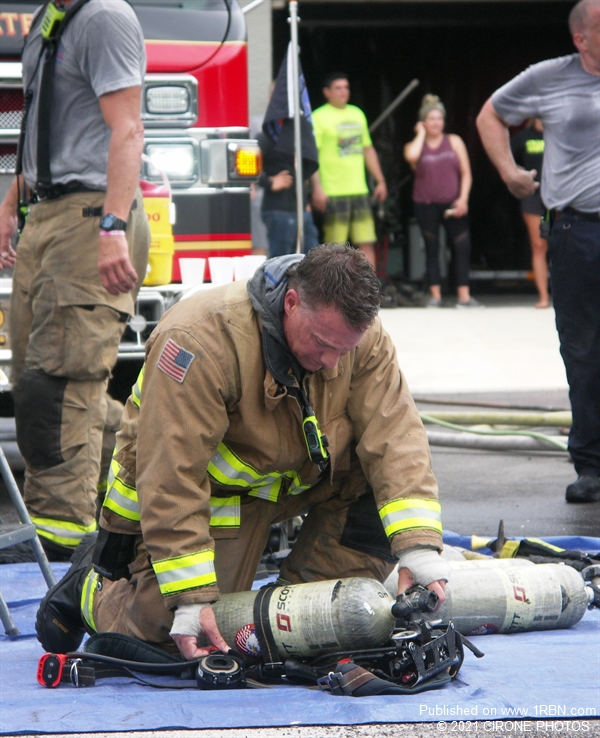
[283,289,366,372]
[323,79,350,108]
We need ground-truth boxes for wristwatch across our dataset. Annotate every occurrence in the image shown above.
[99,213,128,232]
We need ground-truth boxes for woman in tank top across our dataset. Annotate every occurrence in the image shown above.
[404,95,481,308]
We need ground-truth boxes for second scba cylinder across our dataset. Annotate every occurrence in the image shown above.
[199,577,395,659]
[386,560,589,636]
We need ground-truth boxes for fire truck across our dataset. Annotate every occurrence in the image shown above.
[0,0,260,399]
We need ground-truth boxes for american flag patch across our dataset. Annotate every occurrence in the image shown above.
[156,338,195,383]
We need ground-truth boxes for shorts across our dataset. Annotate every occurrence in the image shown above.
[323,194,377,245]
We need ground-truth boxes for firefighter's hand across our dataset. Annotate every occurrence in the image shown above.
[0,205,17,268]
[98,232,138,295]
[398,568,446,611]
[396,547,450,610]
[505,167,539,200]
[170,603,231,660]
[270,170,293,192]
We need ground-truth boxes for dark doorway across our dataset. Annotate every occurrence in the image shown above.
[273,1,573,275]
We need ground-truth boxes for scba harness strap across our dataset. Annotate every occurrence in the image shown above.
[37,633,249,691]
[36,617,468,696]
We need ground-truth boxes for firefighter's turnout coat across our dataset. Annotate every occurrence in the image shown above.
[96,257,442,624]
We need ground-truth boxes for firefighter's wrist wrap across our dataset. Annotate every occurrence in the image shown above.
[170,603,209,638]
[396,547,450,586]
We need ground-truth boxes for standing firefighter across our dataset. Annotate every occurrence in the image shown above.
[36,245,448,659]
[477,0,600,504]
[0,0,150,560]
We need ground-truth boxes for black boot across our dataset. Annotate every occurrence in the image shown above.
[566,475,600,503]
[35,531,98,653]
[0,537,73,565]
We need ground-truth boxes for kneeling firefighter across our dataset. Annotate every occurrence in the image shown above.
[36,245,449,667]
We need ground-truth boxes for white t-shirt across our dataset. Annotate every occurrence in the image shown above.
[492,54,600,212]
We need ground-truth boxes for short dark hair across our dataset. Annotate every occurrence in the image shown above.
[323,71,349,89]
[287,243,380,330]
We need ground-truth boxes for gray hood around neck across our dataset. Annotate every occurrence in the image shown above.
[247,253,305,387]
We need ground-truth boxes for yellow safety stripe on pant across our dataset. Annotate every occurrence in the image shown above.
[103,458,141,522]
[208,442,312,502]
[131,364,145,408]
[31,517,97,548]
[209,495,240,528]
[378,498,443,538]
[153,549,216,595]
[81,569,100,632]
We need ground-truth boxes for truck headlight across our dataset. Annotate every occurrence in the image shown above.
[146,86,190,115]
[142,74,198,128]
[144,140,197,184]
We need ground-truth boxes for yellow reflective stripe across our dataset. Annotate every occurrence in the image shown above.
[81,569,100,632]
[208,443,283,489]
[287,471,312,496]
[499,540,522,558]
[153,549,216,595]
[378,498,442,537]
[31,517,97,548]
[526,537,564,554]
[247,478,284,502]
[104,459,141,522]
[131,365,145,408]
[209,495,240,528]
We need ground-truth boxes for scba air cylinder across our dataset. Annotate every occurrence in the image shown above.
[387,561,588,636]
[200,577,395,659]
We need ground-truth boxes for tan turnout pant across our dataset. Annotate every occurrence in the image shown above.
[11,190,149,548]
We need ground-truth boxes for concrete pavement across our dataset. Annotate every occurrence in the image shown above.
[379,299,567,395]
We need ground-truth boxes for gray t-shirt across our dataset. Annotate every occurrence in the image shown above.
[22,0,146,191]
[492,54,600,212]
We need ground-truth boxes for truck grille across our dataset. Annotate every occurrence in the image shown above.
[0,88,24,130]
[0,144,17,173]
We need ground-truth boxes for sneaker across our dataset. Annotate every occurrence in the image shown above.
[35,532,98,653]
[565,475,600,503]
[426,297,441,308]
[456,297,484,308]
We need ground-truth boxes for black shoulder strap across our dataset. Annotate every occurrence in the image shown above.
[36,0,92,189]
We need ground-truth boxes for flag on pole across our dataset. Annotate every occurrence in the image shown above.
[262,42,319,179]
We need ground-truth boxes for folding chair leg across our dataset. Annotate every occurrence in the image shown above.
[0,587,19,636]
[0,448,56,588]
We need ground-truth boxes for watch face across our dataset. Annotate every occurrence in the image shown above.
[100,213,127,231]
[100,214,116,230]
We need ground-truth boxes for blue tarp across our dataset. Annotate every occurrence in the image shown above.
[1,533,599,735]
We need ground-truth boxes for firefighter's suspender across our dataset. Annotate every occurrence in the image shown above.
[15,0,91,221]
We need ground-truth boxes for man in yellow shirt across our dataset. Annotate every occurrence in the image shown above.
[312,73,387,267]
